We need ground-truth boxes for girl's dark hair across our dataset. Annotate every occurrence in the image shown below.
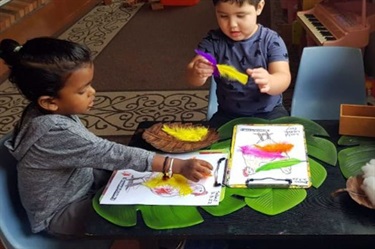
[212,0,263,7]
[0,37,92,103]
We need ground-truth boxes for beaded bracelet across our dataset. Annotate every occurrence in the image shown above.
[162,156,169,180]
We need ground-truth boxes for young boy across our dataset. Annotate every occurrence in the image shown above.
[186,0,291,127]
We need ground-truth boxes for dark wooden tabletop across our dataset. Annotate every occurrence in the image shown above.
[86,121,375,249]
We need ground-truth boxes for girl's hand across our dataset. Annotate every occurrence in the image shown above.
[175,158,213,182]
[247,68,271,93]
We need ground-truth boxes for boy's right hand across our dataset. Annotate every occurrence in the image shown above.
[192,56,215,79]
[187,55,215,87]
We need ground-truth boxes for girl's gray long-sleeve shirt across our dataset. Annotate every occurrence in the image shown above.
[5,104,155,233]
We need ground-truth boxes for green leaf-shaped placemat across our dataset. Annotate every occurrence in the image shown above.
[309,158,327,188]
[338,136,375,146]
[209,139,231,150]
[306,136,337,166]
[226,187,271,198]
[338,145,375,179]
[201,189,246,216]
[201,187,271,216]
[244,188,307,216]
[93,191,137,227]
[93,189,203,229]
[138,205,203,229]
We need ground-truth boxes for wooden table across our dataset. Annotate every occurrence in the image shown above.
[86,121,375,249]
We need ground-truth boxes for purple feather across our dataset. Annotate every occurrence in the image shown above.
[194,49,220,77]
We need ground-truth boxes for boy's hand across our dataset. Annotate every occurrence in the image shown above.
[177,158,213,182]
[192,57,215,79]
[247,68,271,93]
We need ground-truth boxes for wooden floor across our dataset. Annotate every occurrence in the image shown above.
[0,0,49,32]
[0,0,102,81]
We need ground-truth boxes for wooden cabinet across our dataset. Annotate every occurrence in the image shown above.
[0,0,103,81]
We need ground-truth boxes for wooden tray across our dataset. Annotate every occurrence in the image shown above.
[339,104,375,138]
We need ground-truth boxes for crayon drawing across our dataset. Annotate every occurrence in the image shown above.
[227,124,311,188]
[240,129,297,176]
[100,151,228,206]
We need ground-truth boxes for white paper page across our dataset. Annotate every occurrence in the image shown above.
[227,124,310,188]
[100,150,228,206]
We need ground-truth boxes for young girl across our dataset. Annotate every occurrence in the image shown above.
[0,37,213,238]
[186,0,291,128]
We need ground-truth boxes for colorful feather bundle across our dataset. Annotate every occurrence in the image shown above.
[254,142,294,153]
[195,49,248,85]
[195,49,220,77]
[216,64,248,85]
[162,124,208,142]
[240,145,285,159]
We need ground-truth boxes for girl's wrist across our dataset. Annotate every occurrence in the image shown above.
[162,157,182,179]
[172,159,182,175]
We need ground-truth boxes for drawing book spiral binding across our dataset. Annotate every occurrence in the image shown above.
[225,124,311,188]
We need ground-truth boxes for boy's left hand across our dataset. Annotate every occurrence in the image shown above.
[246,68,271,93]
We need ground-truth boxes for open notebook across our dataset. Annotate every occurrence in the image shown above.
[225,124,311,188]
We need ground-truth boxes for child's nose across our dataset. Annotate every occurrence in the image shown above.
[229,18,237,28]
[89,86,96,95]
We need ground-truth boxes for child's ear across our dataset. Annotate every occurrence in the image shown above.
[256,0,265,15]
[38,96,59,112]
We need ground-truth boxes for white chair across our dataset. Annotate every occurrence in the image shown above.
[291,46,367,120]
[0,133,113,249]
[206,77,218,120]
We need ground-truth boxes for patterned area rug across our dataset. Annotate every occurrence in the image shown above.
[0,1,294,137]
[0,90,208,136]
[0,0,209,136]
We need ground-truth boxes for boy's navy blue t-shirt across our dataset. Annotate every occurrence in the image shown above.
[197,24,289,116]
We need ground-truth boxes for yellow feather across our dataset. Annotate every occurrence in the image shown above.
[162,124,208,142]
[144,173,193,196]
[217,64,248,85]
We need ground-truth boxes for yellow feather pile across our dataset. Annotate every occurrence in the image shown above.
[143,173,193,196]
[217,64,248,85]
[162,124,208,142]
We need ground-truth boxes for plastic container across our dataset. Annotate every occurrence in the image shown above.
[160,0,200,6]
